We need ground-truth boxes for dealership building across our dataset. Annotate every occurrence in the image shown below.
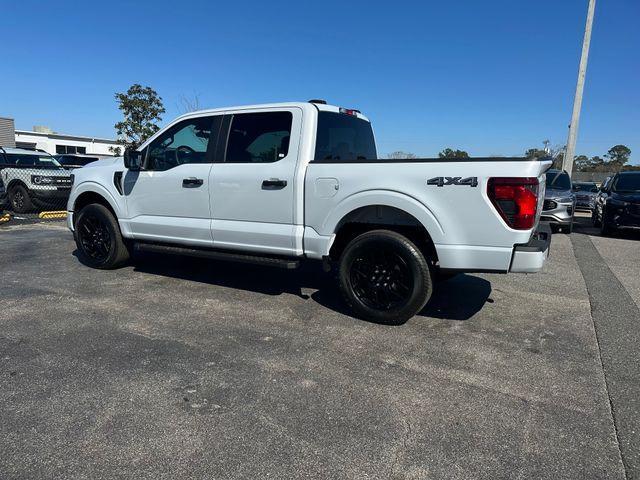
[0,116,120,156]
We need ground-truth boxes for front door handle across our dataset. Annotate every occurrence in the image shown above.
[183,177,204,188]
[262,178,287,190]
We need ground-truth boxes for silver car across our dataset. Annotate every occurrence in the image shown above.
[572,181,598,212]
[541,169,575,233]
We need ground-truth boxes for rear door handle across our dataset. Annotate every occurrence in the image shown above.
[262,178,287,190]
[183,177,204,188]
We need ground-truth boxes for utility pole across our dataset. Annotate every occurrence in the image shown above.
[563,0,596,177]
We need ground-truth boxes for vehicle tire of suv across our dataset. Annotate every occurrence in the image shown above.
[338,230,433,325]
[592,209,601,227]
[566,220,573,234]
[9,185,33,213]
[600,217,615,237]
[74,203,130,269]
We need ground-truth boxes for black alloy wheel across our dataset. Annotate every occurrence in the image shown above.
[74,203,130,269]
[9,185,33,213]
[349,248,413,311]
[338,230,432,325]
[77,214,112,263]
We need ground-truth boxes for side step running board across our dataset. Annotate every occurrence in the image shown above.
[133,242,300,270]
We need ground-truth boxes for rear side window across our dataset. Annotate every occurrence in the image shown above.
[225,112,292,163]
[314,112,377,161]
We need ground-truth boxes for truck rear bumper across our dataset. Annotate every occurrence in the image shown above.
[509,223,551,273]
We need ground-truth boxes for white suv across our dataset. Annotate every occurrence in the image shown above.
[0,147,73,213]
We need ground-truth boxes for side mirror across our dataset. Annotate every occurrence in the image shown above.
[123,149,143,171]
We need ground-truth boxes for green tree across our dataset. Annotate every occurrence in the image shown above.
[111,84,165,152]
[605,145,631,171]
[438,148,469,159]
[387,151,417,159]
[574,155,590,171]
[524,148,549,159]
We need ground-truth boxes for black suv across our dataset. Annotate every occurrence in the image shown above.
[592,171,640,236]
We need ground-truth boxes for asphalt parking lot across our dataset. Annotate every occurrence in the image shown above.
[1,214,638,480]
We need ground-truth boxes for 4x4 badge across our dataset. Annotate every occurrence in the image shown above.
[427,176,478,187]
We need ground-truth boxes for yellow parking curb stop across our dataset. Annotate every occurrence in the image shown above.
[38,211,68,219]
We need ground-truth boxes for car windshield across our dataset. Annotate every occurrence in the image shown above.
[314,112,377,161]
[545,171,571,190]
[612,174,640,193]
[573,182,597,193]
[5,153,63,168]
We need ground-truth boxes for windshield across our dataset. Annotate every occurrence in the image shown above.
[5,153,62,168]
[545,171,571,191]
[612,174,640,193]
[573,182,597,193]
[314,112,377,161]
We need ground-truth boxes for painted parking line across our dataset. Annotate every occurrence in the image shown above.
[572,232,640,479]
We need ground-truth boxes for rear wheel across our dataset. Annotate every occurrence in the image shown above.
[337,230,433,325]
[9,185,33,213]
[74,203,130,269]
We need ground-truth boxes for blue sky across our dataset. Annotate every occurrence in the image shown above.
[1,0,638,162]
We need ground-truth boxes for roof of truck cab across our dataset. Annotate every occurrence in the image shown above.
[171,102,370,123]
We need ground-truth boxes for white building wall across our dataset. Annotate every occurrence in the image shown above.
[14,131,121,156]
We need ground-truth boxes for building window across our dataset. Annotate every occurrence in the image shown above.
[56,145,87,154]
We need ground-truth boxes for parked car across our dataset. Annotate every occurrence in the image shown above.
[540,169,575,233]
[572,181,598,212]
[0,147,73,213]
[54,154,102,170]
[592,171,640,235]
[592,176,612,226]
[66,101,551,324]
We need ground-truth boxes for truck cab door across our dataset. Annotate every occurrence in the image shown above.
[209,108,302,256]
[123,115,221,246]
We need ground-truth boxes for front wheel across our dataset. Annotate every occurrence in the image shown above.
[337,230,433,325]
[592,209,601,227]
[9,185,33,213]
[74,203,130,269]
[600,216,615,237]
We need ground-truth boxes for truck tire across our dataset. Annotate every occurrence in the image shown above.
[9,185,33,213]
[337,230,433,325]
[74,203,130,269]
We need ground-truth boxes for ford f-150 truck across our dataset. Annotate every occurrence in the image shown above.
[67,101,551,324]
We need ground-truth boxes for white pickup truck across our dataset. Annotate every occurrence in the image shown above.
[67,101,551,324]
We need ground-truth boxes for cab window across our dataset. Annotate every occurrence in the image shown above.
[146,116,214,171]
[225,112,292,163]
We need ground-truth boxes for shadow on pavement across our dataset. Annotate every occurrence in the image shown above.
[123,251,492,324]
[571,212,640,240]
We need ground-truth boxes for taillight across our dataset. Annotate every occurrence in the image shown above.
[487,177,539,230]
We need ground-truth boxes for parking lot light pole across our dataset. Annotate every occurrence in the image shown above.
[563,0,596,178]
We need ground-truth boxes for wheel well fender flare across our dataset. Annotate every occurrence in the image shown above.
[6,179,28,192]
[322,190,444,243]
[71,182,121,218]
